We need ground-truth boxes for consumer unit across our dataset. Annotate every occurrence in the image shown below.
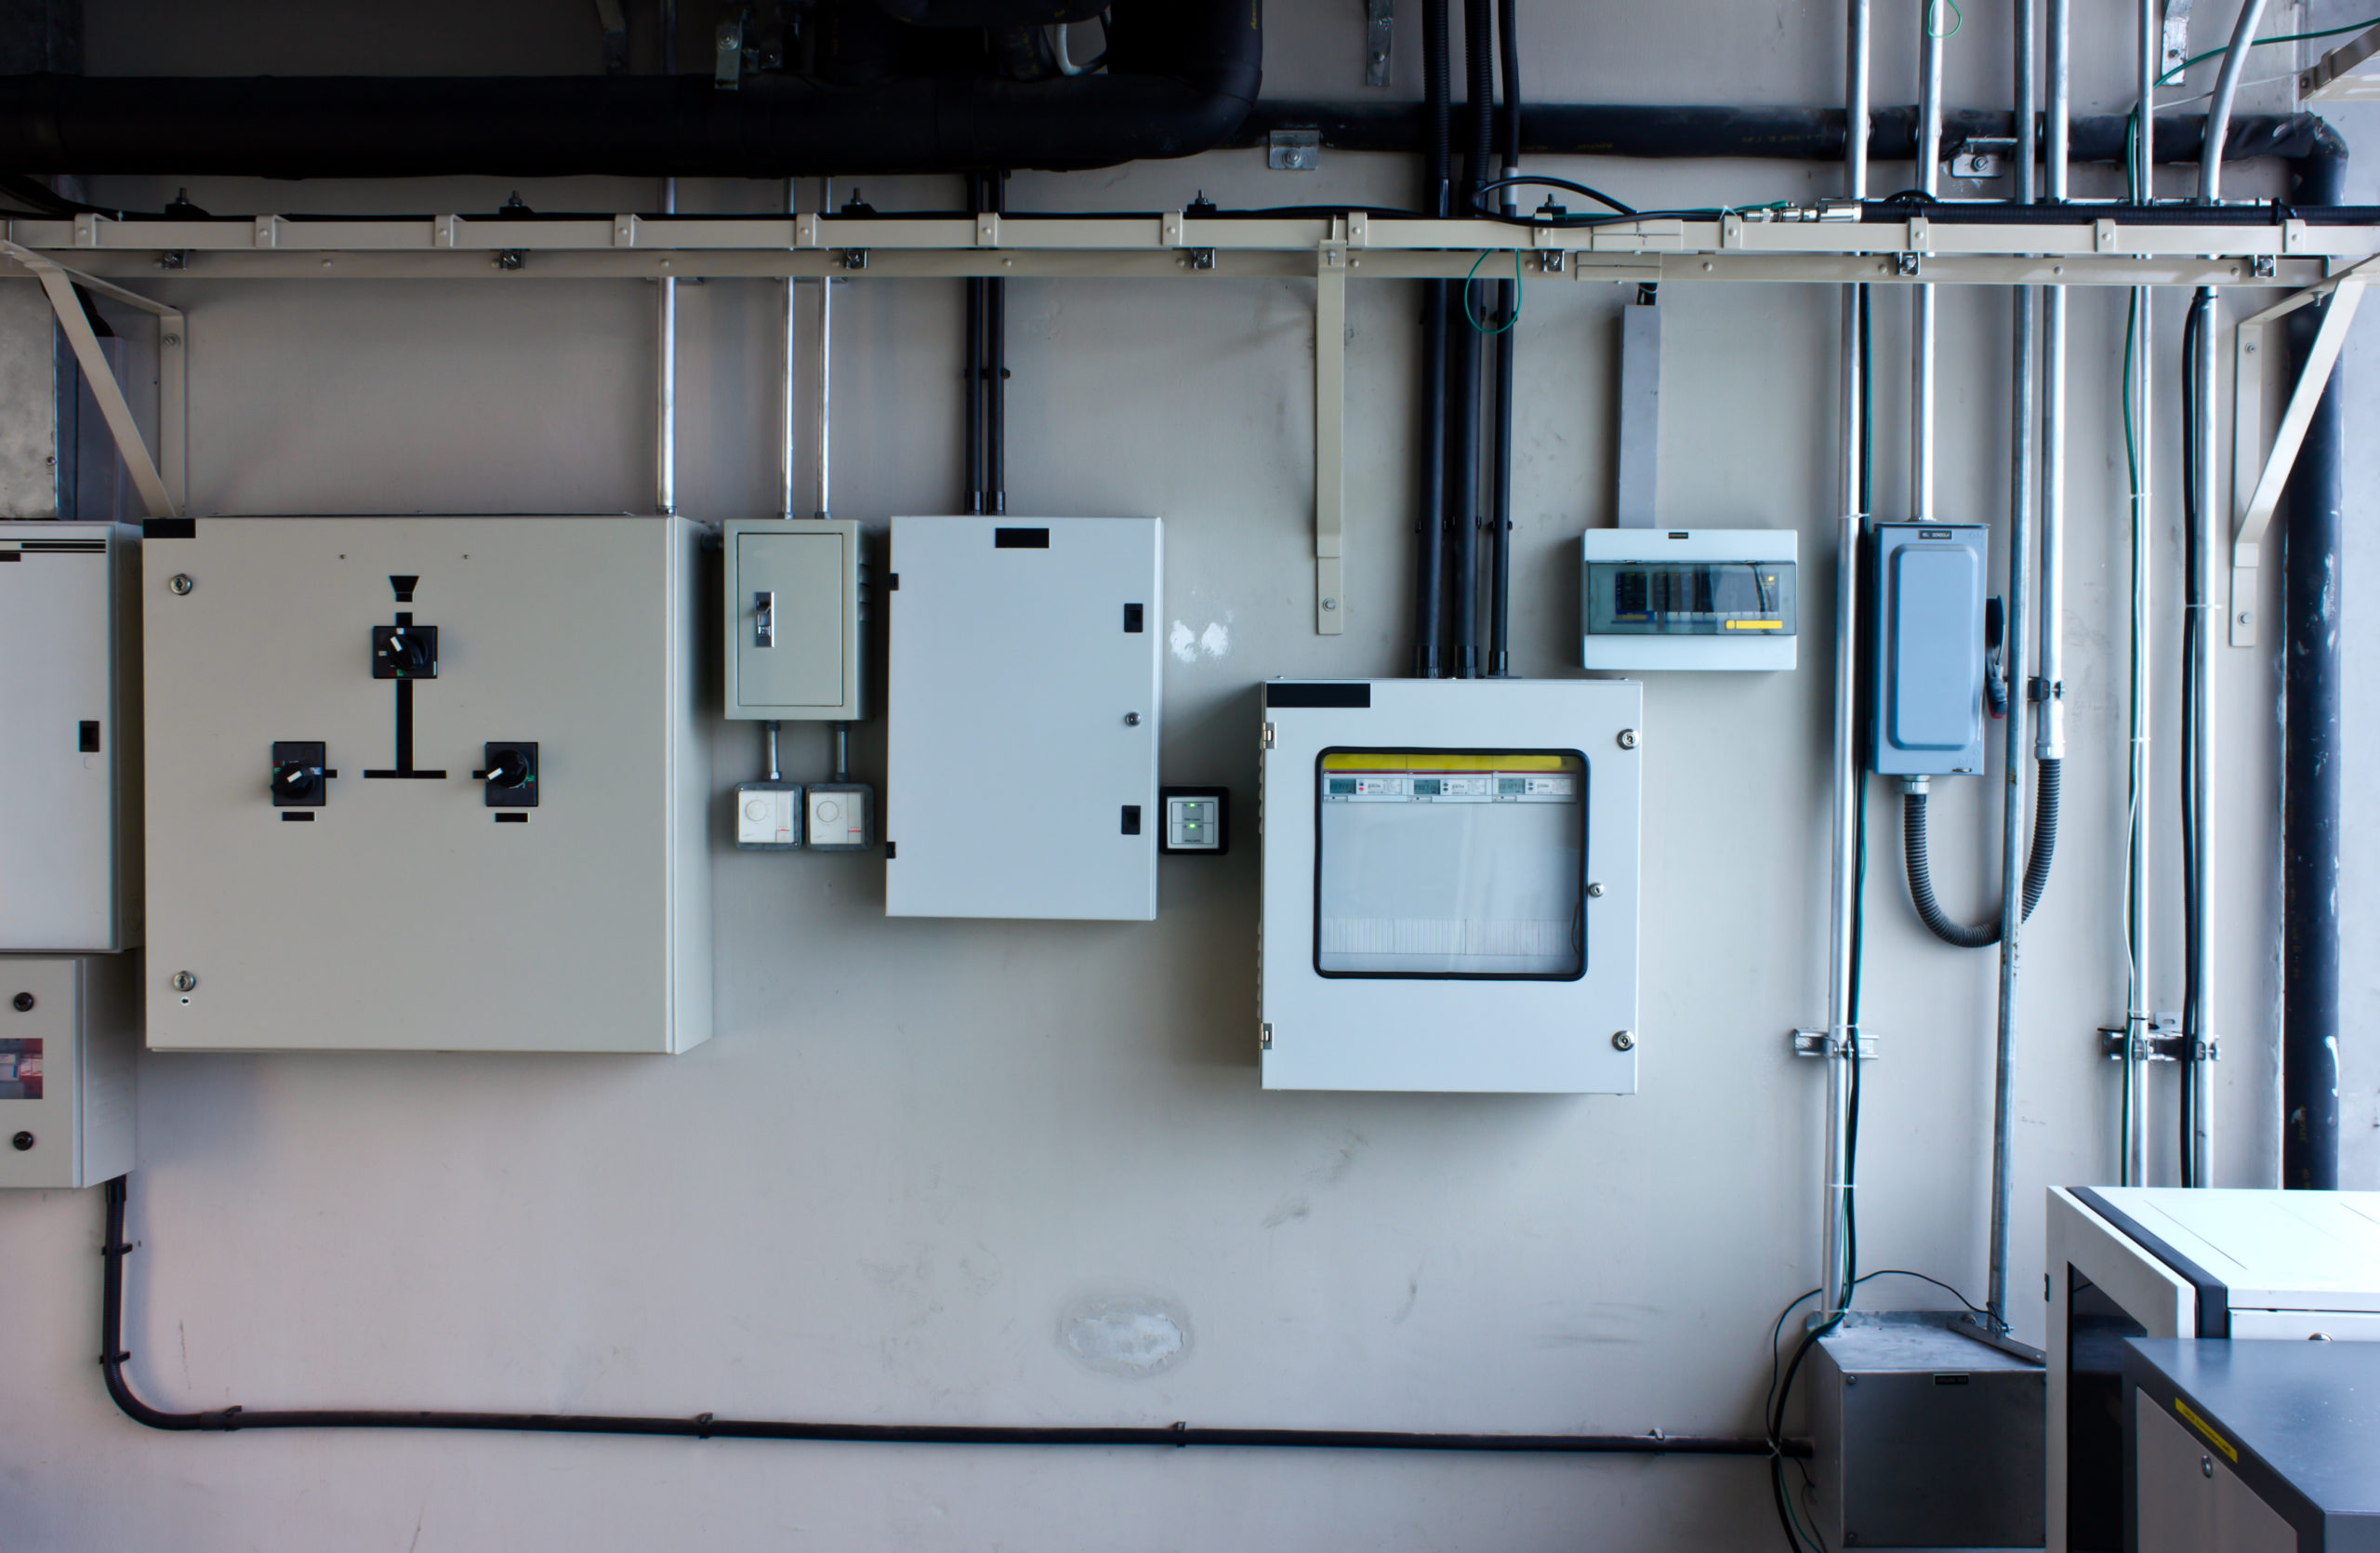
[1579,528,1798,670]
[143,516,712,1054]
[1258,678,1642,1093]
[2047,1187,2380,1553]
[0,523,141,951]
[885,515,1162,922]
[0,954,135,1189]
[1868,521,1990,777]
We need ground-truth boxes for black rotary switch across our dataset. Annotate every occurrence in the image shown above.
[479,741,538,809]
[371,623,439,680]
[270,741,331,807]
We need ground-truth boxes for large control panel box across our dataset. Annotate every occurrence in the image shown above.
[1258,679,1642,1093]
[143,517,712,1053]
[885,516,1162,921]
[0,523,142,951]
[722,518,865,721]
[0,955,136,1189]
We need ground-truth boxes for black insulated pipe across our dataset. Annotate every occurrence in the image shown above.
[1412,0,1450,679]
[986,172,1008,515]
[965,177,986,513]
[2282,143,2346,1191]
[1485,0,1517,677]
[1446,0,1492,680]
[98,1178,1794,1458]
[0,0,1261,177]
[1902,764,2059,949]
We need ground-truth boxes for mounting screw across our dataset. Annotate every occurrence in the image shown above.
[1321,597,1337,611]
[2238,610,2253,626]
[170,971,198,992]
[1124,712,1142,726]
[2202,1456,2214,1479]
[1611,1030,1635,1051]
[167,574,194,595]
[1617,728,1638,750]
[1586,882,1606,898]
[9,992,31,1012]
[10,1131,32,1152]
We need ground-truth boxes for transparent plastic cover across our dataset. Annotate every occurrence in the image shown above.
[1315,751,1585,978]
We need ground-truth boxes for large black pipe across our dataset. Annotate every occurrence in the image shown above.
[985,172,1008,515]
[0,0,1260,177]
[1413,0,1450,679]
[2282,142,2347,1191]
[1485,0,1518,679]
[1240,103,2337,169]
[965,179,985,512]
[1447,0,1492,680]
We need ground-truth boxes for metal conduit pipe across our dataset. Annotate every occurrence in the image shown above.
[1985,0,2040,1334]
[2124,0,2159,1188]
[1822,0,1871,1325]
[656,175,677,516]
[780,179,800,521]
[2282,140,2347,1192]
[1911,0,1942,526]
[2040,1,2069,789]
[816,178,834,520]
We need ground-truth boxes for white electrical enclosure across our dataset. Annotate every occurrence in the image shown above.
[1580,528,1798,670]
[143,517,711,1053]
[0,954,136,1189]
[722,517,865,721]
[1259,678,1643,1093]
[0,523,141,951]
[886,516,1161,921]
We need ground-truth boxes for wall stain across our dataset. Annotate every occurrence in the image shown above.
[1059,1293,1193,1377]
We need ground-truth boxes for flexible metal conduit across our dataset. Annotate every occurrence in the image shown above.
[96,1179,1796,1458]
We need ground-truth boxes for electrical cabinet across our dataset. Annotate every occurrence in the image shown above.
[722,517,865,721]
[1580,528,1798,670]
[1258,679,1642,1093]
[0,954,136,1189]
[0,523,141,951]
[142,516,711,1053]
[1869,522,1990,777]
[885,516,1162,922]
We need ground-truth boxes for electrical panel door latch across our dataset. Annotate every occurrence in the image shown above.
[753,590,774,648]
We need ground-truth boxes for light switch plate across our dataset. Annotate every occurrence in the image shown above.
[737,781,801,850]
[1159,786,1228,855]
[803,783,873,851]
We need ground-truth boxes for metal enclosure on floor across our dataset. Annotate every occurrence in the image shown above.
[2046,1188,2380,1553]
[884,515,1161,922]
[722,518,865,721]
[142,516,712,1053]
[0,522,142,951]
[1806,1321,2046,1551]
[1258,679,1642,1093]
[0,954,136,1188]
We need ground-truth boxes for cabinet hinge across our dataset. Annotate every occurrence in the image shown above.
[1263,721,1276,749]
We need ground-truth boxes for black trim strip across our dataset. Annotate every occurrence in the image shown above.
[142,518,195,539]
[1266,683,1371,709]
[993,527,1049,550]
[2073,1188,2230,1338]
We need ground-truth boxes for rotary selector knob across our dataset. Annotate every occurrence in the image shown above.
[486,750,533,790]
[272,761,321,800]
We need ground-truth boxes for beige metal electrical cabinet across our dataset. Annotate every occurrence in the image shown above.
[0,955,136,1188]
[142,517,711,1053]
[722,518,865,720]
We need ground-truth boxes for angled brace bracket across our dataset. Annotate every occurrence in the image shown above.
[2228,259,2372,645]
[1314,225,1349,635]
[0,239,184,518]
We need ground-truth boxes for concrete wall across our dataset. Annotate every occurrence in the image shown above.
[0,3,2360,1548]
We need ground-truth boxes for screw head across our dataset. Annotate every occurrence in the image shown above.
[9,1131,32,1152]
[1617,728,1638,750]
[1611,1030,1636,1052]
[1321,597,1337,611]
[9,992,31,1012]
[168,573,194,595]
[1124,712,1142,726]
[170,971,198,992]
[2202,1455,2214,1479]
[1586,882,1606,898]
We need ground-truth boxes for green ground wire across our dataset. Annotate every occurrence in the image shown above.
[1926,0,1962,41]
[1461,248,1523,334]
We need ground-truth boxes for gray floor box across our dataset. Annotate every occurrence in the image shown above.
[1809,1320,2046,1550]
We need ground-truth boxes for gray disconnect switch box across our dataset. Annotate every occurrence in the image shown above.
[1869,522,1990,778]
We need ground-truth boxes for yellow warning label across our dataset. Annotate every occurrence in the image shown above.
[2174,1397,2239,1463]
[1319,752,1579,773]
[1724,619,1784,630]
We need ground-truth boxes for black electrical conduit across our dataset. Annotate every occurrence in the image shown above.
[97,1178,1795,1458]
[1445,0,1492,680]
[1412,0,1450,679]
[0,0,1261,177]
[1484,0,1518,680]
[1903,765,2059,949]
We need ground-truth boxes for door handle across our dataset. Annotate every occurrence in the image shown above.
[754,590,775,647]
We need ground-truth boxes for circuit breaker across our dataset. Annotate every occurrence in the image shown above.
[0,523,141,951]
[142,516,712,1053]
[1580,528,1798,670]
[724,518,865,721]
[885,516,1161,921]
[1259,679,1643,1093]
[0,955,136,1189]
[1869,522,1990,777]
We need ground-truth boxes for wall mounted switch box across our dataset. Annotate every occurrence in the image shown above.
[1580,528,1797,670]
[143,516,711,1054]
[1869,522,1990,777]
[737,781,801,850]
[1258,679,1642,1093]
[886,516,1161,921]
[0,523,142,952]
[1159,787,1228,855]
[0,954,136,1189]
[723,518,865,722]
[803,783,873,852]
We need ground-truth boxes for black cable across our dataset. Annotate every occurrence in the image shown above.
[1413,0,1452,680]
[2178,293,2205,1185]
[986,170,1008,517]
[96,1178,1791,1456]
[1468,172,1636,217]
[1485,0,1518,677]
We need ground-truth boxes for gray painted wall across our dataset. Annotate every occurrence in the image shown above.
[0,3,2362,1548]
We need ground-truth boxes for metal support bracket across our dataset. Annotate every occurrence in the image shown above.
[0,240,184,518]
[2229,262,2371,644]
[1315,235,1348,635]
[1364,0,1394,87]
[1792,1029,1878,1059]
